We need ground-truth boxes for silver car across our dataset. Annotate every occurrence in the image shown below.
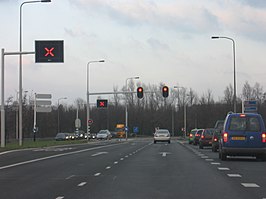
[154,129,171,144]
[96,130,112,140]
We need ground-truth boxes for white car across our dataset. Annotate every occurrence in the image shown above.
[154,129,171,144]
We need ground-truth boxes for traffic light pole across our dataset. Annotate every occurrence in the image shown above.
[1,49,35,148]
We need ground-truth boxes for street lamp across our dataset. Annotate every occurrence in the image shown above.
[211,36,236,113]
[57,97,67,133]
[86,60,105,139]
[125,76,140,140]
[18,0,51,146]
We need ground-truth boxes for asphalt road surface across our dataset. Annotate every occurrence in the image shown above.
[0,138,266,199]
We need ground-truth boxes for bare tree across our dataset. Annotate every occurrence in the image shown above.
[242,81,253,100]
[224,84,233,104]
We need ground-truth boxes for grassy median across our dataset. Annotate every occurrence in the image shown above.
[0,139,88,152]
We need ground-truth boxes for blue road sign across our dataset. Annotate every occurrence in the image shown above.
[133,127,139,133]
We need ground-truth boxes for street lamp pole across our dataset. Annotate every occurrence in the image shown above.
[18,0,51,146]
[86,60,105,140]
[125,76,139,140]
[57,97,67,133]
[211,36,236,113]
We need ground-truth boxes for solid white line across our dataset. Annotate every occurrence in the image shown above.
[78,182,87,187]
[0,143,122,171]
[227,174,242,177]
[241,183,260,188]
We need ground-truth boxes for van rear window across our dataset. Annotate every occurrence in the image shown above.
[229,116,260,132]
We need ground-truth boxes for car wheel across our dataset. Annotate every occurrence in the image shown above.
[168,140,170,144]
[154,140,156,144]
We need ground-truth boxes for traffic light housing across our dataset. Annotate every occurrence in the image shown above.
[137,87,144,98]
[162,86,169,98]
[97,99,108,108]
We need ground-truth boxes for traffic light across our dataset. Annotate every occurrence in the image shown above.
[97,99,108,108]
[162,86,169,98]
[137,87,144,98]
[35,40,64,63]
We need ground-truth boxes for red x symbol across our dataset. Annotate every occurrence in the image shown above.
[100,102,105,107]
[44,47,55,57]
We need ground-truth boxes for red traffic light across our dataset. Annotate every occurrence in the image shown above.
[137,87,144,98]
[162,86,169,98]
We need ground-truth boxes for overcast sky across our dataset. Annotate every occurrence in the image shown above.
[1,0,266,105]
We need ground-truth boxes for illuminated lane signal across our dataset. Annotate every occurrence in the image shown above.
[97,99,108,108]
[35,40,64,63]
[162,86,169,98]
[137,87,144,98]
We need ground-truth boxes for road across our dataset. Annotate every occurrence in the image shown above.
[0,138,266,199]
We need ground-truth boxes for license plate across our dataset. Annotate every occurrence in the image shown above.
[232,136,245,141]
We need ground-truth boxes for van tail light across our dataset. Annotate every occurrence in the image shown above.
[223,132,228,143]
[262,133,266,143]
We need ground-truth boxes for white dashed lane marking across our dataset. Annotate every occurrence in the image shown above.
[94,173,101,177]
[227,174,242,178]
[241,183,260,188]
[211,162,221,165]
[77,182,87,187]
[218,167,230,171]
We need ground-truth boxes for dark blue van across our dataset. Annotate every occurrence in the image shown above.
[219,113,266,161]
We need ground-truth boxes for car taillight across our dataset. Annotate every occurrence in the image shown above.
[214,137,218,142]
[189,134,192,138]
[201,135,204,139]
[223,132,228,143]
[262,133,266,143]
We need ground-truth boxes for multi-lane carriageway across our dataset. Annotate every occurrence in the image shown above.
[0,138,266,199]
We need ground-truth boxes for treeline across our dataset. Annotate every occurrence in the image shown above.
[3,81,266,140]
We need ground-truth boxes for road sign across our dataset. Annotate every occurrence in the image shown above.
[75,119,81,128]
[97,99,108,108]
[36,106,52,112]
[36,94,52,99]
[243,100,257,113]
[133,127,139,133]
[88,119,93,125]
[125,126,129,132]
[36,100,52,106]
[35,40,64,63]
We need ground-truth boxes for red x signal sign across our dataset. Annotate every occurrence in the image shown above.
[97,99,108,108]
[44,47,55,57]
[35,40,64,63]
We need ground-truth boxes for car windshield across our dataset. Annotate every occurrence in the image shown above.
[229,116,261,132]
[99,131,107,134]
